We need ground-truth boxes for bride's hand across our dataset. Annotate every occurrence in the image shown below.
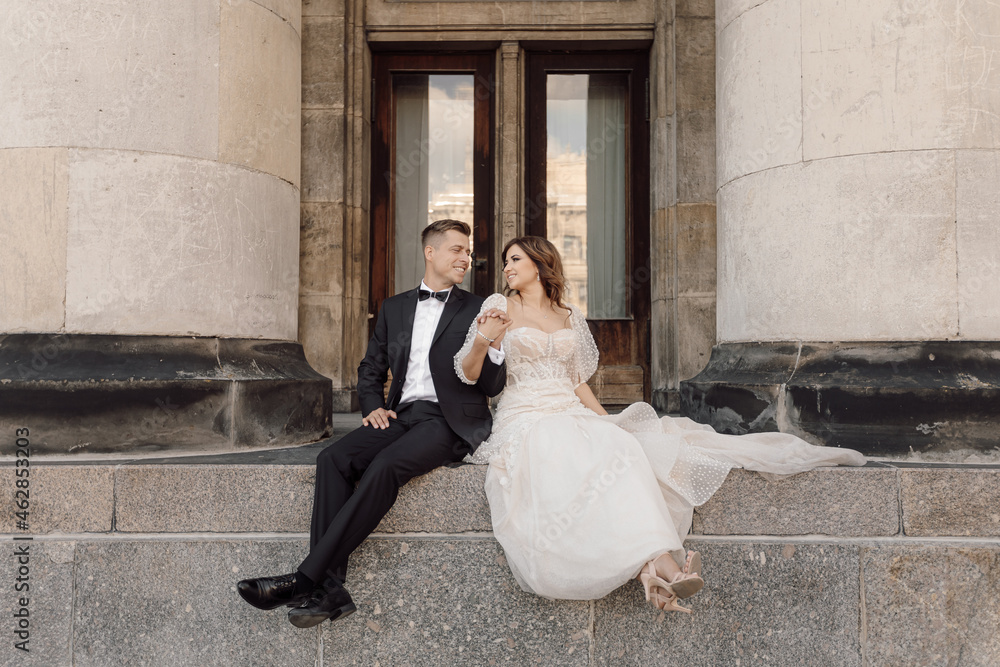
[477,310,511,346]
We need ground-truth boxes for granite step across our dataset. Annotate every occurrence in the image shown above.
[2,437,999,665]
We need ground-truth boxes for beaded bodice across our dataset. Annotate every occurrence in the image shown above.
[455,293,599,466]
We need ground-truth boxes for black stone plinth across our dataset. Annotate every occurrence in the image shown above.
[0,334,333,455]
[680,341,1000,456]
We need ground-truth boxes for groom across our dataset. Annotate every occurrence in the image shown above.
[238,219,507,628]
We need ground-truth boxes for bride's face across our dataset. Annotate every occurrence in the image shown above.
[503,245,538,291]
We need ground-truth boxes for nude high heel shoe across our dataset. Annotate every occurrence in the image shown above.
[658,589,692,614]
[639,561,672,608]
[669,549,705,598]
[666,570,704,599]
[639,562,692,613]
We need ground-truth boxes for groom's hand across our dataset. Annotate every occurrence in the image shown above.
[362,407,397,429]
[478,310,512,347]
[478,309,510,325]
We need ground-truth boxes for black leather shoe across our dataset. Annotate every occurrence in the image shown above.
[287,581,356,628]
[237,573,312,610]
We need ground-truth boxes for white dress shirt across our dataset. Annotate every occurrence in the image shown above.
[399,281,505,405]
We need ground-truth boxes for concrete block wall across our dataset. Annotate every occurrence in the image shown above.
[2,457,998,665]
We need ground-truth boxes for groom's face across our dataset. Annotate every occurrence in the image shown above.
[425,229,471,287]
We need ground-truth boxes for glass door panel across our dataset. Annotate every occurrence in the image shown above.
[393,74,476,294]
[546,73,628,319]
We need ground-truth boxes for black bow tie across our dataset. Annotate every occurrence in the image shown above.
[418,289,449,303]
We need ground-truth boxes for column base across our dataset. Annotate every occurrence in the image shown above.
[0,334,333,455]
[651,388,680,414]
[680,342,1000,456]
[331,389,359,413]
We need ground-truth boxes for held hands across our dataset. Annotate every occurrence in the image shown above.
[365,310,508,427]
[362,407,397,429]
[477,309,512,348]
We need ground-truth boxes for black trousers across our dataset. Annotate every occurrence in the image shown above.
[297,400,470,584]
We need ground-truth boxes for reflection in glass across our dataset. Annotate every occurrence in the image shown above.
[546,73,628,318]
[394,75,475,295]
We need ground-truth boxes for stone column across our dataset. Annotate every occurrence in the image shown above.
[683,0,1000,454]
[0,0,330,454]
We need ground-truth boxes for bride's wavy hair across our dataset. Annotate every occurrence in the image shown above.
[501,236,569,310]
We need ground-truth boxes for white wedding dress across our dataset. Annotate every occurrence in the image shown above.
[455,294,865,601]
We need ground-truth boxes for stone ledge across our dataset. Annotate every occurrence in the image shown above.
[111,462,493,534]
[7,460,1000,538]
[114,465,316,533]
[901,469,1000,537]
[376,464,492,534]
[692,467,900,537]
[0,466,113,534]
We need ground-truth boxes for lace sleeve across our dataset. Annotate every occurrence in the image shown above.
[569,306,599,387]
[454,293,508,384]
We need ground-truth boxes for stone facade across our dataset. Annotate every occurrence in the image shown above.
[0,0,721,446]
[0,0,996,452]
[3,2,999,664]
[297,0,718,412]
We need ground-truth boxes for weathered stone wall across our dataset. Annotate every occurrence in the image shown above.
[653,0,719,412]
[299,0,356,404]
[298,0,722,408]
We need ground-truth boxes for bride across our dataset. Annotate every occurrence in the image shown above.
[455,236,866,612]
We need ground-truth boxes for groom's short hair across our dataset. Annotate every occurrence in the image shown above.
[422,219,471,250]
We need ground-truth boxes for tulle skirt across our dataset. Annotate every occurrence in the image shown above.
[482,402,866,600]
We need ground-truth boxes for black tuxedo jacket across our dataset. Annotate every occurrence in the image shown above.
[356,286,506,450]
